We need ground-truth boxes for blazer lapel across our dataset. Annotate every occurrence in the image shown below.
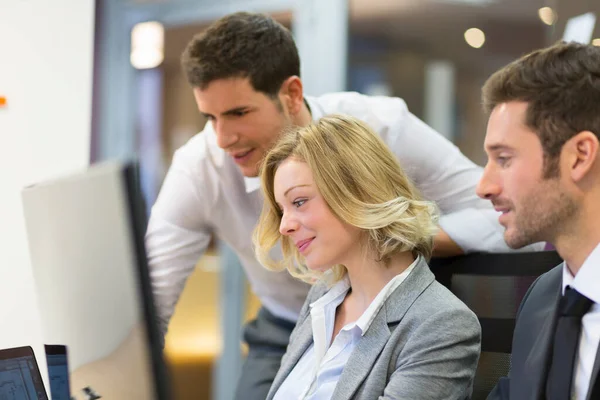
[527,309,558,399]
[586,346,600,400]
[331,313,390,400]
[267,314,313,400]
[331,258,435,400]
[524,273,562,400]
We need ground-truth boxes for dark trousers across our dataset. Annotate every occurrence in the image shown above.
[234,307,296,400]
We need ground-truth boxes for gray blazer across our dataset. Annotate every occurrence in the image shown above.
[267,257,481,400]
[487,263,600,400]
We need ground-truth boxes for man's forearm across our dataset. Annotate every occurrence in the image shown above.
[432,228,465,257]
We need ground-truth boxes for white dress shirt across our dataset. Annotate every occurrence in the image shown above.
[273,257,419,400]
[562,243,600,400]
[146,91,542,333]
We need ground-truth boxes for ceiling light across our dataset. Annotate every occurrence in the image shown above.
[538,7,557,25]
[464,28,485,49]
[593,38,600,46]
[130,21,165,70]
[435,0,495,4]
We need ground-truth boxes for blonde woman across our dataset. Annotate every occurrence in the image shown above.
[253,115,481,400]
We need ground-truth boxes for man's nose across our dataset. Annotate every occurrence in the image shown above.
[476,164,501,200]
[213,120,239,149]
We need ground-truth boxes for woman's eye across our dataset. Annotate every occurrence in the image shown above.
[293,199,307,208]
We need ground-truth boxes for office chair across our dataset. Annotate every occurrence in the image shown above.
[429,251,563,400]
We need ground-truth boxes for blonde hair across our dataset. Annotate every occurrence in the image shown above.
[253,115,439,284]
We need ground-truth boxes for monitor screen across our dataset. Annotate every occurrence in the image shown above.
[22,162,170,399]
[0,346,48,400]
[44,345,70,400]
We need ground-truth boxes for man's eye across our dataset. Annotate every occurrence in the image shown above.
[497,156,511,166]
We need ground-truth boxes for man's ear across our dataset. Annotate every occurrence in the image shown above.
[279,76,304,115]
[565,131,599,182]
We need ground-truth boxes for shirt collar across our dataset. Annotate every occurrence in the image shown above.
[310,274,351,310]
[562,242,600,305]
[353,256,419,335]
[309,255,421,336]
[305,95,322,122]
[244,177,261,193]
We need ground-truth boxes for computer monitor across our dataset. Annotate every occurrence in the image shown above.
[22,161,170,399]
[44,345,70,400]
[0,346,48,400]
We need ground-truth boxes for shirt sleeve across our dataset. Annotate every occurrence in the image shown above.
[145,141,213,337]
[362,95,542,253]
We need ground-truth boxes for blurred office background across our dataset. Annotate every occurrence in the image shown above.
[1,0,598,399]
[93,0,599,398]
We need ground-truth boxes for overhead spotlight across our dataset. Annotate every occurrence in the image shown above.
[464,28,485,49]
[130,21,165,70]
[538,7,557,25]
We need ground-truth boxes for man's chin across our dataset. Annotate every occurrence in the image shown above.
[504,230,532,250]
[238,165,259,178]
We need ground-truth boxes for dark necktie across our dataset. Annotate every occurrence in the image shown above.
[590,369,600,400]
[546,287,593,400]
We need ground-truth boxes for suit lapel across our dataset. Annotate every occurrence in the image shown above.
[267,314,314,400]
[527,306,559,399]
[524,270,562,400]
[331,258,435,400]
[586,346,600,400]
[331,313,390,400]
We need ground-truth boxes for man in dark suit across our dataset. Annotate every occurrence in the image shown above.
[477,41,600,400]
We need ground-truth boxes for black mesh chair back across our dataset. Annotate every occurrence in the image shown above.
[429,251,563,400]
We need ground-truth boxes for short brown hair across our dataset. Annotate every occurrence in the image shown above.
[181,12,300,97]
[482,41,600,177]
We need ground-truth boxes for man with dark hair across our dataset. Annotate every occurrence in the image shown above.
[147,12,537,399]
[478,41,600,400]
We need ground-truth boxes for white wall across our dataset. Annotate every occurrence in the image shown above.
[0,0,95,384]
